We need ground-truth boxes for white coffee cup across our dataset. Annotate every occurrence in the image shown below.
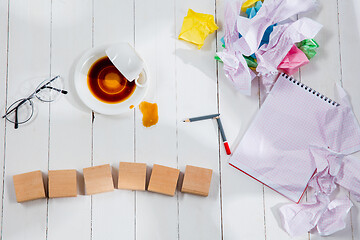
[74,44,150,115]
[106,43,146,87]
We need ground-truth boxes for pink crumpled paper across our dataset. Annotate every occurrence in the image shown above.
[277,44,310,75]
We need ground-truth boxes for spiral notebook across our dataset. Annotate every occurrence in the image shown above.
[229,73,360,203]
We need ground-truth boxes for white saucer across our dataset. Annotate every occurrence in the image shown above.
[74,44,149,115]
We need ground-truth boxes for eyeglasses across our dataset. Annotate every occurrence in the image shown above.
[2,75,67,129]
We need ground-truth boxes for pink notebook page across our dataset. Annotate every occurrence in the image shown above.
[229,73,360,203]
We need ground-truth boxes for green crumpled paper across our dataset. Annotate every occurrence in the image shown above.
[243,55,258,69]
[297,39,319,60]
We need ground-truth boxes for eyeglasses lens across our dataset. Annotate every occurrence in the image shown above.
[35,77,63,102]
[5,98,34,124]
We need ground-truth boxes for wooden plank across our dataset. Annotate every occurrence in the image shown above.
[175,0,222,239]
[338,0,360,240]
[300,1,341,97]
[262,70,309,240]
[216,0,265,239]
[134,0,178,238]
[300,1,352,239]
[92,0,135,239]
[1,0,50,238]
[47,0,92,239]
[0,0,8,233]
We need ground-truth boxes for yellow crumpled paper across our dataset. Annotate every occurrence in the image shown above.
[178,9,218,49]
[241,0,262,12]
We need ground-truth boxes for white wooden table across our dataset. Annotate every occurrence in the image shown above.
[0,0,359,239]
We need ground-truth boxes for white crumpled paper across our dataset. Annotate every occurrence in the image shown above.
[217,0,319,95]
[235,0,317,55]
[279,84,360,236]
[217,0,255,95]
[256,18,322,75]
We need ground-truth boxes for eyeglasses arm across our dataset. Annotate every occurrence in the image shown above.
[44,86,67,94]
[34,75,60,94]
[14,107,19,129]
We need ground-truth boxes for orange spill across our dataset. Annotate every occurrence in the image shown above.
[139,101,158,127]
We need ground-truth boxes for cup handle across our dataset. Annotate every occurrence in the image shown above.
[134,71,147,88]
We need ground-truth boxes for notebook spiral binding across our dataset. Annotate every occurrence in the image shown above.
[281,73,340,107]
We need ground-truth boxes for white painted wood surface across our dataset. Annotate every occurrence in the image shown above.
[0,0,359,239]
[0,0,8,237]
[92,1,135,239]
[48,0,92,239]
[339,1,360,240]
[135,0,179,239]
[2,0,50,239]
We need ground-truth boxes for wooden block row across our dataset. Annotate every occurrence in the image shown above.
[13,163,213,203]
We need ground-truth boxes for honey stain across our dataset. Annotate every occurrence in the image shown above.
[139,101,158,127]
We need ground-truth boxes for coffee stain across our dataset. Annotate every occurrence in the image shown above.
[139,101,158,127]
[87,56,136,104]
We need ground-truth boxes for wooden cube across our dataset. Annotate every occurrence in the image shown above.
[147,164,180,196]
[48,169,77,198]
[118,162,146,191]
[83,164,114,195]
[181,165,213,197]
[13,170,46,203]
